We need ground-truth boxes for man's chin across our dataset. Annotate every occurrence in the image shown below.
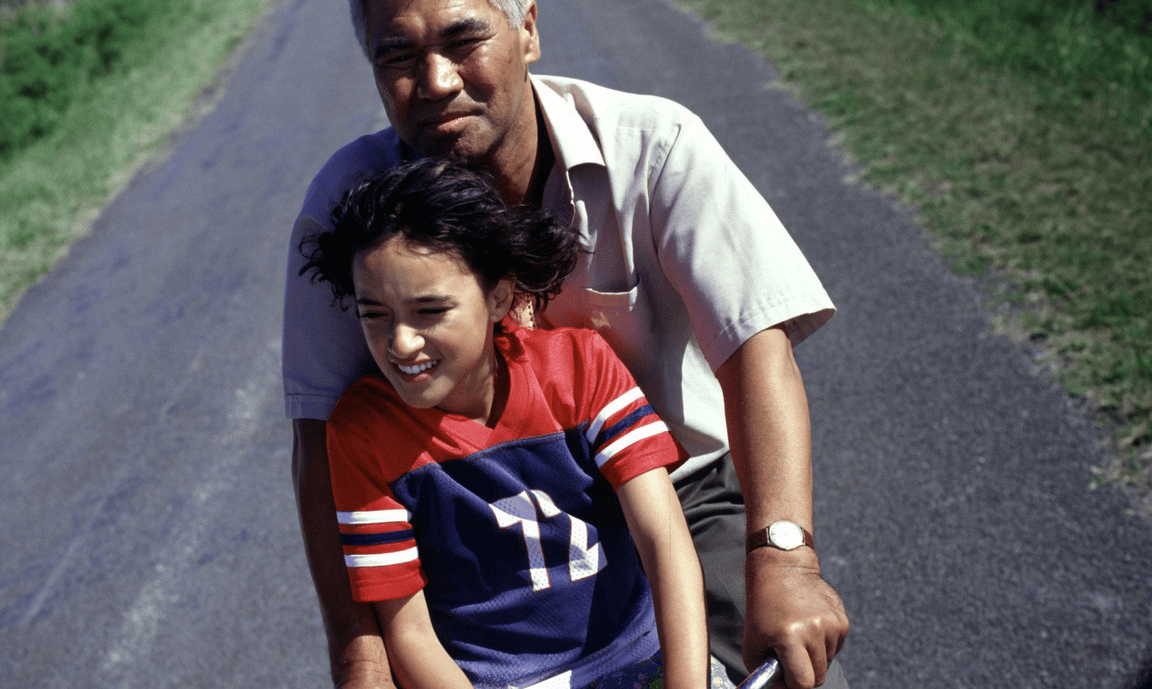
[412,133,491,167]
[411,131,459,156]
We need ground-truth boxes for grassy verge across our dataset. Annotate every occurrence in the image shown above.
[0,0,271,321]
[671,0,1152,508]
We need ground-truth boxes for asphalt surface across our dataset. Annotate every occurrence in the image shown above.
[1,0,1150,687]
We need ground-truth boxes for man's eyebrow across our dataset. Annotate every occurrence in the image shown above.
[371,17,493,57]
[372,35,415,59]
[440,17,493,38]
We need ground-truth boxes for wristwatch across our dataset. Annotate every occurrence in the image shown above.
[746,520,815,554]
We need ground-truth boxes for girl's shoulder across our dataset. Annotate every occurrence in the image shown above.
[498,324,636,424]
[499,323,612,369]
[500,325,626,402]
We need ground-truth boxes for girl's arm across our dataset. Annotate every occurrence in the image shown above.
[373,591,473,689]
[616,467,709,689]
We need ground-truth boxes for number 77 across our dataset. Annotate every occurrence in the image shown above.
[490,490,606,592]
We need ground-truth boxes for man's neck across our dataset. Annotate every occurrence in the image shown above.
[523,102,554,209]
[490,91,552,209]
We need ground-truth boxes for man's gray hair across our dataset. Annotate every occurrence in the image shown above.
[350,0,531,60]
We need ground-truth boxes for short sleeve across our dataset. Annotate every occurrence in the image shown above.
[327,387,428,602]
[283,215,376,420]
[648,112,835,369]
[282,130,409,420]
[574,331,687,486]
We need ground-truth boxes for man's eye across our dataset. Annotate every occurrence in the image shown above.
[448,36,484,53]
[375,52,418,69]
[419,307,450,316]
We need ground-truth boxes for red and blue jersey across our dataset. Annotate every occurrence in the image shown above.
[326,325,686,689]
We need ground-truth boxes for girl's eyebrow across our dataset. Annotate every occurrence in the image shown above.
[355,295,451,306]
[408,295,451,304]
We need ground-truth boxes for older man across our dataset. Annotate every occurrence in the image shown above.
[283,1,850,687]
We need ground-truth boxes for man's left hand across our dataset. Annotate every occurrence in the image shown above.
[743,546,849,689]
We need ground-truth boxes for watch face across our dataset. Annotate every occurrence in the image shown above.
[769,521,804,550]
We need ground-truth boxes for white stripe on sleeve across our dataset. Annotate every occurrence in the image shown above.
[344,547,419,569]
[585,387,645,443]
[593,421,669,468]
[336,508,411,525]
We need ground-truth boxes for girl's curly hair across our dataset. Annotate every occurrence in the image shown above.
[299,159,584,314]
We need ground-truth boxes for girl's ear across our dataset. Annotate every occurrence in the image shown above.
[487,278,516,323]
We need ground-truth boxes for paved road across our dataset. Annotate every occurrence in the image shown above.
[1,0,1150,687]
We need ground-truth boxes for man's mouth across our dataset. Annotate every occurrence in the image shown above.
[397,361,438,376]
[421,111,471,131]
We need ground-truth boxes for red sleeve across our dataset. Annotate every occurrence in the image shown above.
[571,330,688,487]
[326,381,427,602]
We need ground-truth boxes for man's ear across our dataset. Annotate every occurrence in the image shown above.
[520,1,540,65]
[488,278,516,322]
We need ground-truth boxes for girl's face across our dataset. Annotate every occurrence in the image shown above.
[352,236,513,424]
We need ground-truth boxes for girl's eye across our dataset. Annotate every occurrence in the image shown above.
[419,307,450,316]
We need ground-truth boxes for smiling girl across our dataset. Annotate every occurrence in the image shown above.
[298,159,729,689]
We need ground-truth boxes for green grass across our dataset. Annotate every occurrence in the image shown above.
[0,0,271,320]
[671,0,1152,505]
[2,0,1149,506]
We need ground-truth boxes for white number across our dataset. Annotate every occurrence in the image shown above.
[490,490,605,591]
[491,491,550,590]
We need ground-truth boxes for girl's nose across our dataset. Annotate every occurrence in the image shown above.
[389,325,424,359]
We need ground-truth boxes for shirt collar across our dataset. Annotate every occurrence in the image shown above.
[531,75,605,172]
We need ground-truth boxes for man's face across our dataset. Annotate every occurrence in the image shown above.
[363,0,540,167]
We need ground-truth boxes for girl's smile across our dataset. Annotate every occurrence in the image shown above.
[396,360,439,376]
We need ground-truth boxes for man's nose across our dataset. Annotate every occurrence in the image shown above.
[417,52,463,100]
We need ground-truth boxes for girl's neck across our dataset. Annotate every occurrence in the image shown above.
[482,346,510,428]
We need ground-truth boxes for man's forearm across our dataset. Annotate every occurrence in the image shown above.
[715,327,848,688]
[714,326,814,532]
[292,419,394,688]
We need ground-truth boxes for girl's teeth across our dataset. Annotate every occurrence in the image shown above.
[399,361,436,375]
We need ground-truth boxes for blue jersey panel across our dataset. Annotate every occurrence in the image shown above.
[389,429,657,688]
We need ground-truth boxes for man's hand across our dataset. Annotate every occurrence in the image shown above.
[743,547,848,689]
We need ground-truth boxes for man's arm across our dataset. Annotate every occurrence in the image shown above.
[714,327,849,689]
[292,419,395,689]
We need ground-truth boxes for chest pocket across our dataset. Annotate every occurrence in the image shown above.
[580,282,657,374]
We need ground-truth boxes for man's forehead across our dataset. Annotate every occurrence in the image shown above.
[366,0,504,32]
